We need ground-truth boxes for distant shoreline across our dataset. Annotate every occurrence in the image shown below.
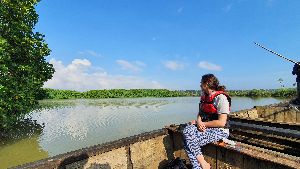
[37,88,296,100]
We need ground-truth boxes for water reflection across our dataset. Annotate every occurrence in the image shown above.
[231,97,286,111]
[31,98,188,157]
[0,119,43,146]
[0,119,48,169]
[36,99,77,110]
[0,97,286,168]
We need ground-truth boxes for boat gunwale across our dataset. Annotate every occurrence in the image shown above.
[12,128,168,169]
[11,124,300,169]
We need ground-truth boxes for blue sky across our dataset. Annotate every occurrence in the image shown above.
[35,0,300,91]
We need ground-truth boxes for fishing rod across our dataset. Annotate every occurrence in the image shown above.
[254,42,300,66]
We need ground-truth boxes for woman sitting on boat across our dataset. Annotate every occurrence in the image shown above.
[183,74,231,169]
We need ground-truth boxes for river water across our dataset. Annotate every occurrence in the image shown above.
[0,97,286,168]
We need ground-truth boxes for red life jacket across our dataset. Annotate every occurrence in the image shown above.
[199,91,231,122]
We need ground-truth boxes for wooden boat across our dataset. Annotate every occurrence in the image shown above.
[14,102,300,169]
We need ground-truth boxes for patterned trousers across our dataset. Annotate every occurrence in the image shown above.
[183,124,229,169]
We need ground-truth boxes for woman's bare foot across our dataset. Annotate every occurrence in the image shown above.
[200,161,211,169]
[197,155,211,169]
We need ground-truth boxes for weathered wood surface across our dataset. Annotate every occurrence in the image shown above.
[231,102,300,124]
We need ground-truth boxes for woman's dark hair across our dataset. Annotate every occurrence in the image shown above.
[201,74,226,91]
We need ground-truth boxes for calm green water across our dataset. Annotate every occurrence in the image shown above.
[0,97,286,168]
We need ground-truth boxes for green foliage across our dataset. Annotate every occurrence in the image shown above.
[42,88,82,99]
[271,88,296,98]
[40,89,189,99]
[39,88,297,100]
[0,0,54,129]
[227,88,296,98]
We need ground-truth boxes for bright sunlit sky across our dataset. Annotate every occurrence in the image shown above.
[36,0,300,91]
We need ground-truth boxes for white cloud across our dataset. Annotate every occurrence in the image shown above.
[44,58,162,91]
[198,61,222,71]
[134,61,146,67]
[164,60,185,71]
[67,59,91,72]
[78,50,102,58]
[116,59,145,73]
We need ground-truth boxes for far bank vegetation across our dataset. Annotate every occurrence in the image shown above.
[38,88,297,100]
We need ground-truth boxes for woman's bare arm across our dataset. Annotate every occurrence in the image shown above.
[203,114,227,128]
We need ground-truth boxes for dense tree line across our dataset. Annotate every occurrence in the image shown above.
[228,88,296,98]
[39,88,296,99]
[39,89,191,99]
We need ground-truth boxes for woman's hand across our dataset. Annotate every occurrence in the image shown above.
[189,119,205,131]
[189,119,197,125]
[197,120,206,132]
